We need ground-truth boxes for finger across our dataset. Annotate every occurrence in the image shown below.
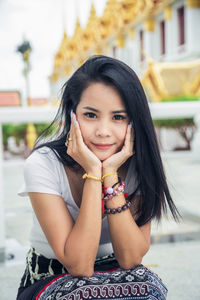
[67,114,76,154]
[124,124,131,147]
[70,113,77,151]
[74,117,85,148]
[127,123,134,146]
[124,124,134,155]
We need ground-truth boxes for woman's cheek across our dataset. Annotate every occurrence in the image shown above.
[78,121,90,144]
[117,130,127,149]
[120,127,127,142]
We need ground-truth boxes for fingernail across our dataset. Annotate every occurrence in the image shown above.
[130,122,133,129]
[70,110,73,118]
[73,115,76,125]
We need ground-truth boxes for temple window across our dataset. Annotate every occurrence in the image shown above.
[139,30,144,61]
[160,20,166,55]
[177,5,185,46]
[112,46,116,58]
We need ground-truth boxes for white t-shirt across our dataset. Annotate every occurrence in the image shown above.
[18,147,140,259]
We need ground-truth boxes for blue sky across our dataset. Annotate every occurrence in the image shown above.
[0,0,107,99]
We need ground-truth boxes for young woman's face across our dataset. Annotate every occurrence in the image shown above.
[76,82,129,161]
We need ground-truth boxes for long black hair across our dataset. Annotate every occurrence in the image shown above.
[34,55,180,226]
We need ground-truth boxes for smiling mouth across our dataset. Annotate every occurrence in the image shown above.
[92,143,113,150]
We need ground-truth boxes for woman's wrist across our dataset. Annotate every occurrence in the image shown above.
[85,168,102,178]
[102,171,118,184]
[102,168,118,177]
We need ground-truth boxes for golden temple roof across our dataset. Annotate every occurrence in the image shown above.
[50,0,177,82]
[142,58,200,102]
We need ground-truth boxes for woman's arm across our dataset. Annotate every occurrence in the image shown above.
[29,170,102,277]
[102,124,150,269]
[30,115,103,277]
[103,174,150,269]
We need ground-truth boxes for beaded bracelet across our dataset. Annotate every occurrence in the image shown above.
[103,181,125,201]
[104,200,131,214]
[102,177,121,195]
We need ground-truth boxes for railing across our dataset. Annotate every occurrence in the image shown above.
[0,101,200,261]
[0,107,58,262]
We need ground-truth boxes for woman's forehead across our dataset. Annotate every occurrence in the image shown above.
[78,82,126,109]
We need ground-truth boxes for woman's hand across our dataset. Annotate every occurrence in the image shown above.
[102,124,134,173]
[67,113,102,175]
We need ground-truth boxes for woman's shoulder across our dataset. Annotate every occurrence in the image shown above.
[25,146,60,169]
[27,146,58,161]
[19,146,63,197]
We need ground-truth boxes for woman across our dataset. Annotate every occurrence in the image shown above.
[17,55,179,299]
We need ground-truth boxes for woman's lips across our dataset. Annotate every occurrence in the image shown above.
[92,143,113,150]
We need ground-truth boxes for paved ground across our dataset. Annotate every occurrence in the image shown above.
[0,151,200,299]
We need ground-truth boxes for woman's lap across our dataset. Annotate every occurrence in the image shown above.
[36,266,167,300]
[17,248,167,300]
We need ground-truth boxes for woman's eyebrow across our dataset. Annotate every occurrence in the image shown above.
[82,106,127,114]
[112,110,127,114]
[83,106,99,112]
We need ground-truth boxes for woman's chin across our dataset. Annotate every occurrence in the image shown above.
[93,151,113,162]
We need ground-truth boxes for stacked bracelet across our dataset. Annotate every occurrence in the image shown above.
[82,173,130,215]
[102,179,129,214]
[102,177,121,195]
[103,181,125,201]
[104,200,131,214]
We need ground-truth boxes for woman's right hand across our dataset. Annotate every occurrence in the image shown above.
[66,113,102,175]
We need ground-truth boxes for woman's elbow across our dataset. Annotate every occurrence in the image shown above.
[66,263,94,278]
[119,256,143,270]
[118,244,150,270]
[57,253,94,277]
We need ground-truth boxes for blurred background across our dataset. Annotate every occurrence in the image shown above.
[0,0,200,299]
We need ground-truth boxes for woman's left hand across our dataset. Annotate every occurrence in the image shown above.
[102,124,134,173]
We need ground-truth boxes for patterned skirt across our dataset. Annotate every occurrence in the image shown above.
[17,248,167,300]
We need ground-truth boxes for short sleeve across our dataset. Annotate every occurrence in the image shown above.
[18,147,62,197]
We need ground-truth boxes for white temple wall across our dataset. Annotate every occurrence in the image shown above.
[164,11,174,61]
[133,24,145,78]
[119,38,130,65]
[186,6,200,56]
[50,77,66,102]
[144,30,155,59]
[153,18,162,60]
[115,47,123,62]
[125,38,135,70]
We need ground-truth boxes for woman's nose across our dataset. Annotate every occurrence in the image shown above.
[95,120,111,137]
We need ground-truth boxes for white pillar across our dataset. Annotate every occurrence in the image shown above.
[0,123,5,262]
[186,5,200,54]
[144,20,155,57]
[164,6,174,60]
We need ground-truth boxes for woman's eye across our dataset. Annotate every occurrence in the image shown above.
[113,115,126,120]
[84,112,97,118]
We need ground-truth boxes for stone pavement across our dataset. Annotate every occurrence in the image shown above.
[0,151,200,299]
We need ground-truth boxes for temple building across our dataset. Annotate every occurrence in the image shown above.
[49,0,200,103]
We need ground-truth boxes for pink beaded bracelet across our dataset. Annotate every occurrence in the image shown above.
[103,181,125,201]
